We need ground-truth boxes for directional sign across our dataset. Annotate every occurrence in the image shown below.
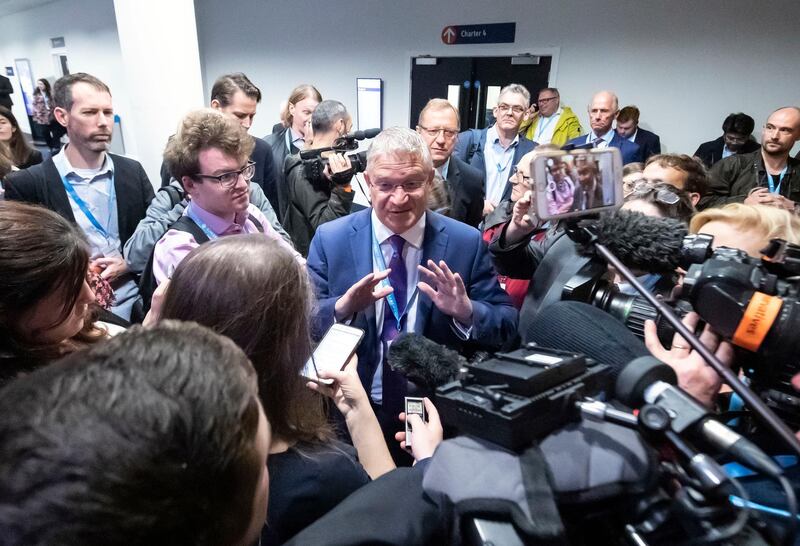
[441,23,516,45]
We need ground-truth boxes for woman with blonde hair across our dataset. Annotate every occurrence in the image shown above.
[690,203,800,256]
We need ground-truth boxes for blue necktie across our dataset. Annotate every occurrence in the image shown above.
[381,234,407,416]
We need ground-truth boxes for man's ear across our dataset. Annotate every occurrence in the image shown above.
[53,107,68,128]
[690,192,701,207]
[182,176,197,194]
[210,99,221,110]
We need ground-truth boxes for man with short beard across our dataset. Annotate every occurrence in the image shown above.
[4,73,153,320]
[700,107,800,211]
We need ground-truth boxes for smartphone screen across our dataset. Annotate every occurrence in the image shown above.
[532,148,623,221]
[302,324,364,385]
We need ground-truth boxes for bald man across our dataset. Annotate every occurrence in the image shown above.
[700,107,800,211]
[565,91,642,165]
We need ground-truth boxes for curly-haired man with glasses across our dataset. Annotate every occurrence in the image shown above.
[153,109,301,284]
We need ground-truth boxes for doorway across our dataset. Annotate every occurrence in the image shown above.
[410,55,552,129]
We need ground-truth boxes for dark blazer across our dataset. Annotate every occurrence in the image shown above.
[632,128,661,161]
[445,155,484,228]
[453,127,537,202]
[0,75,12,109]
[4,154,154,247]
[18,149,43,170]
[566,133,643,165]
[693,136,760,169]
[307,209,518,395]
[264,126,296,218]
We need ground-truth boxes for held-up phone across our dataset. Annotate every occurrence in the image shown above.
[531,148,623,221]
[404,397,426,448]
[301,324,364,385]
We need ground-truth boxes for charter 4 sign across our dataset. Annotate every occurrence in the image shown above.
[441,23,516,45]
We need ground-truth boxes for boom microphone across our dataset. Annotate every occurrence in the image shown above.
[616,356,783,478]
[577,210,688,275]
[386,333,465,390]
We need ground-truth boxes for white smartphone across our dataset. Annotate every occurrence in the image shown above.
[302,323,364,385]
[404,397,426,447]
[531,147,623,221]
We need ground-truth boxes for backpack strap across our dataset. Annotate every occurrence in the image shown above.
[247,213,264,233]
[170,215,211,244]
[157,184,185,208]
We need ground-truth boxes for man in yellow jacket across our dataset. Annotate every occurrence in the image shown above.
[520,87,582,147]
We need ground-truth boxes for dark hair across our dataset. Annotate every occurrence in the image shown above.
[163,108,254,182]
[0,141,12,178]
[0,106,36,166]
[160,235,330,445]
[644,153,709,197]
[33,78,52,98]
[0,321,264,546]
[211,72,262,105]
[721,113,755,136]
[281,84,322,128]
[52,72,111,111]
[537,87,559,98]
[625,181,696,224]
[0,201,101,371]
[311,99,349,134]
[617,105,640,124]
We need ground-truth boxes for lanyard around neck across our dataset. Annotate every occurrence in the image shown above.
[767,165,788,194]
[61,173,115,240]
[186,204,220,241]
[370,228,419,331]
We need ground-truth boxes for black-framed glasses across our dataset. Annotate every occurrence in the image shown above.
[192,161,255,188]
[510,165,532,185]
[495,103,526,115]
[537,96,558,104]
[417,125,459,140]
[632,183,680,205]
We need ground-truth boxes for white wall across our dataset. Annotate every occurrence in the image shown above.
[196,0,800,156]
[0,0,140,162]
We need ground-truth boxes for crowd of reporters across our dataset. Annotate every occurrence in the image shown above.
[0,69,799,545]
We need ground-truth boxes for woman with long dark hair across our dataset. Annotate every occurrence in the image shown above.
[31,78,64,153]
[158,234,412,544]
[0,106,41,169]
[0,201,105,385]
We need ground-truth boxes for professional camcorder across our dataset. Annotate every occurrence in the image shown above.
[563,233,800,427]
[299,128,379,184]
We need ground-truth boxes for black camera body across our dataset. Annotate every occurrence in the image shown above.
[563,235,800,427]
[299,129,378,185]
[436,345,611,451]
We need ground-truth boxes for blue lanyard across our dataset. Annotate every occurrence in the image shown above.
[767,166,788,194]
[61,173,115,240]
[370,229,418,331]
[535,113,557,142]
[186,204,220,241]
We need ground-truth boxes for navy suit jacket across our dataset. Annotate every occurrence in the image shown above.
[566,133,643,165]
[445,155,484,228]
[632,128,661,161]
[306,209,518,393]
[454,128,537,202]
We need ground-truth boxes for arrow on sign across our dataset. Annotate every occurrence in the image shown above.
[442,26,456,44]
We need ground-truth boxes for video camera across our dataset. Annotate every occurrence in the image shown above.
[563,234,800,428]
[299,128,379,184]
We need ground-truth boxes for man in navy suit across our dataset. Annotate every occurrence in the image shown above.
[566,91,643,165]
[307,127,517,444]
[454,83,536,219]
[615,105,661,161]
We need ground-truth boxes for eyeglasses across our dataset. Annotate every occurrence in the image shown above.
[192,161,255,188]
[510,165,532,185]
[418,125,459,140]
[632,183,680,205]
[495,103,526,115]
[372,180,427,194]
[537,96,558,104]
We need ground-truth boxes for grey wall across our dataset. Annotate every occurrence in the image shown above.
[196,0,800,156]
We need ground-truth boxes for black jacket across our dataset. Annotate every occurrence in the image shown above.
[445,155,484,228]
[3,154,154,247]
[0,75,12,109]
[282,154,353,257]
[264,126,297,217]
[699,150,800,210]
[693,136,760,169]
[632,128,661,161]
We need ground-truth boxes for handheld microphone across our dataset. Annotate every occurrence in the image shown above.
[386,333,466,390]
[577,210,688,275]
[616,357,783,478]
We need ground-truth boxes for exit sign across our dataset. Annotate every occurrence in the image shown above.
[441,23,516,45]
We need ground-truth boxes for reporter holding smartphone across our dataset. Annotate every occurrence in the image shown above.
[155,235,410,544]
